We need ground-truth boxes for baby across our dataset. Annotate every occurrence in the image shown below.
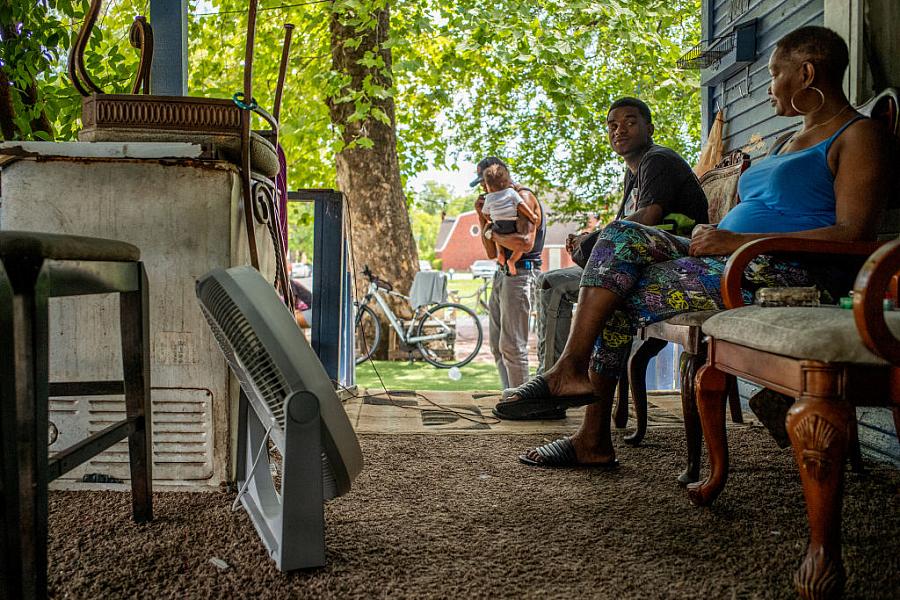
[480,164,538,275]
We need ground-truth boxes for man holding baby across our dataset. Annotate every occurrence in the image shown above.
[472,157,545,389]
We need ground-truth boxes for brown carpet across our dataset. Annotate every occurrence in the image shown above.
[49,428,900,599]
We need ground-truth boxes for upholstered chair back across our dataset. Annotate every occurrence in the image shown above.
[857,88,899,239]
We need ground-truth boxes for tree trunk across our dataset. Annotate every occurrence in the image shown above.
[329,2,419,358]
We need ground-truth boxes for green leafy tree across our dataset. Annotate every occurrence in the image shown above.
[1,0,153,140]
[9,0,701,247]
[390,0,702,218]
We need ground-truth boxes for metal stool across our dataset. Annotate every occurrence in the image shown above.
[0,231,152,598]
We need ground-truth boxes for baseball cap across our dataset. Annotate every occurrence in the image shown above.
[469,156,508,187]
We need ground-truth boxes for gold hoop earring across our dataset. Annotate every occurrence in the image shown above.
[790,86,825,115]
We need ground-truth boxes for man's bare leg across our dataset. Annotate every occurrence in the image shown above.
[520,371,618,464]
[508,286,622,400]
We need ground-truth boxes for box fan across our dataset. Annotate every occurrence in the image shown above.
[196,266,363,570]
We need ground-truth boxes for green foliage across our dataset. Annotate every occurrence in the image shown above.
[15,0,702,221]
[1,0,150,140]
[391,0,702,218]
[408,181,479,260]
[286,200,315,260]
[409,207,440,262]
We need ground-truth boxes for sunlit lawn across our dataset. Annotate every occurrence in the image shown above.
[355,359,502,391]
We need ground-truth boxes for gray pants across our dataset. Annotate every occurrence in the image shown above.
[488,269,537,388]
[534,266,582,374]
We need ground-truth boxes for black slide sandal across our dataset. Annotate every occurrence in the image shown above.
[493,375,593,420]
[519,437,620,469]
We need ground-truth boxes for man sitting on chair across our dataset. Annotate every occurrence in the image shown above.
[524,96,710,408]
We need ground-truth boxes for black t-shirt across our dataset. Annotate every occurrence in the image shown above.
[616,144,709,225]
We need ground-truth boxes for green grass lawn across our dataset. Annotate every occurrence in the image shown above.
[355,359,502,391]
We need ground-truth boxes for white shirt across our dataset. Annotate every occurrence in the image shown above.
[482,188,522,222]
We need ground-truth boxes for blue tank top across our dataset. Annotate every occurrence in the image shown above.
[718,116,865,233]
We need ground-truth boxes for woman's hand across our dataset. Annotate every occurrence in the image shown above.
[689,226,749,256]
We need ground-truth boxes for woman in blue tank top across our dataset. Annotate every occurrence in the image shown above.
[497,27,893,470]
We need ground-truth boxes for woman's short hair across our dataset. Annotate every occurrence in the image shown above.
[776,26,849,86]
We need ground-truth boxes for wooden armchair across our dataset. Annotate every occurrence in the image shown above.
[620,88,900,487]
[686,236,898,600]
[617,150,750,485]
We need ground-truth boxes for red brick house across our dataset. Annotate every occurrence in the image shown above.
[435,210,583,272]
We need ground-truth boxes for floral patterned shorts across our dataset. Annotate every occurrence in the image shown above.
[581,221,845,377]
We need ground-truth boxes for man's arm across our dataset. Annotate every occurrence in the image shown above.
[474,194,498,258]
[490,188,541,253]
[623,203,664,226]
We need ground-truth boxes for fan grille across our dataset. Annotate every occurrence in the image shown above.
[198,276,288,437]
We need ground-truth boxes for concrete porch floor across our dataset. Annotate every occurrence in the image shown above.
[345,388,757,435]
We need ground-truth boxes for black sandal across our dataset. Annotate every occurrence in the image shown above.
[519,437,620,469]
[493,375,593,421]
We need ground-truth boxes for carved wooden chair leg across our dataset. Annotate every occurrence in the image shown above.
[726,374,743,423]
[624,337,667,446]
[687,364,730,506]
[678,348,706,485]
[120,263,153,522]
[785,396,852,600]
[613,370,630,429]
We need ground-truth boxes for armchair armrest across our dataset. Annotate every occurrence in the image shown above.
[853,238,900,365]
[721,237,884,308]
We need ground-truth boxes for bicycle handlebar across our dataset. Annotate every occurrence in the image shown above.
[361,264,393,292]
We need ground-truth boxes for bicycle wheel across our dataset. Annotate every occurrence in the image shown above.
[354,304,381,365]
[415,302,483,368]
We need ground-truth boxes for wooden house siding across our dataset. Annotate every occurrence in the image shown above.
[702,0,824,158]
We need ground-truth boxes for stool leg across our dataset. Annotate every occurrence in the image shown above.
[120,262,153,523]
[1,263,24,597]
[1,264,51,598]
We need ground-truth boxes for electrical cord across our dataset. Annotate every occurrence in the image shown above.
[231,423,274,512]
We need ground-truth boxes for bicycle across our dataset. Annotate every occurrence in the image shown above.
[448,275,492,315]
[354,265,483,368]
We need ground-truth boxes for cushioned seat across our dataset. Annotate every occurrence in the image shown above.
[0,231,140,262]
[702,305,899,365]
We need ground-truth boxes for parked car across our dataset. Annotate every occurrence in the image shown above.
[291,262,312,278]
[469,259,499,278]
